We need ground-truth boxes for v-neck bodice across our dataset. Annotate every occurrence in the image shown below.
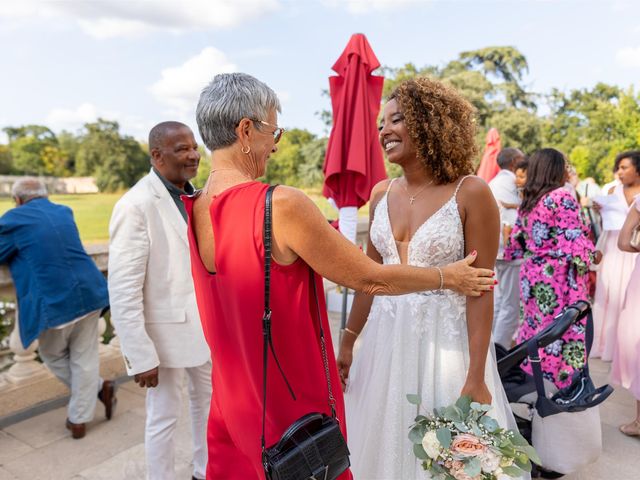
[370,178,467,267]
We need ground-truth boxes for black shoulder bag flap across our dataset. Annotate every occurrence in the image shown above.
[261,185,350,480]
[526,304,613,418]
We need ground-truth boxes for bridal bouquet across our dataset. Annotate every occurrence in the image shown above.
[407,394,540,480]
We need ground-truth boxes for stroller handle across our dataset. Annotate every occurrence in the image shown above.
[497,300,591,378]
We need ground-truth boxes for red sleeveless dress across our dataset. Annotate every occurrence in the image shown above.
[183,182,350,479]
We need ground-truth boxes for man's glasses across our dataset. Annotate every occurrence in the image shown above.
[252,119,285,144]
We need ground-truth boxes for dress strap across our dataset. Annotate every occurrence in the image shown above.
[385,178,397,195]
[454,175,473,199]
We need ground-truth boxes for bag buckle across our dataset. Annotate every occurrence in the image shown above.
[528,354,541,363]
[308,466,329,480]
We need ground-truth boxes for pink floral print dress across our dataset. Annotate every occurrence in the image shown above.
[505,187,594,388]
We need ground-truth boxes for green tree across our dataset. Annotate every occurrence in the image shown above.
[77,119,148,191]
[3,125,58,175]
[543,84,640,183]
[297,137,327,187]
[381,46,540,157]
[0,144,12,174]
[264,128,315,185]
[192,146,212,190]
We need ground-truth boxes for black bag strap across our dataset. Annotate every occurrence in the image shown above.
[260,185,337,465]
[527,306,612,417]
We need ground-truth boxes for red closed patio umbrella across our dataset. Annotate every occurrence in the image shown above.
[477,128,502,183]
[323,33,387,242]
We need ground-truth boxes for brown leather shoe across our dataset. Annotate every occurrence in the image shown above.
[66,419,86,439]
[98,380,117,420]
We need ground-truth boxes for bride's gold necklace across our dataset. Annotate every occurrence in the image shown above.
[400,177,434,205]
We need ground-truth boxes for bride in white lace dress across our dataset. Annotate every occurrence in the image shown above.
[337,78,524,479]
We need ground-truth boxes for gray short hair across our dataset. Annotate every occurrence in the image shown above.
[196,73,281,151]
[12,178,48,203]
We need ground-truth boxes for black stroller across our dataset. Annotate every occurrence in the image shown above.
[496,301,613,478]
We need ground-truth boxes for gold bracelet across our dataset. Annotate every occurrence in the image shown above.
[342,327,359,338]
[435,266,444,291]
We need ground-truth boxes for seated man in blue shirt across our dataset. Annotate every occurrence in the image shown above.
[0,178,115,439]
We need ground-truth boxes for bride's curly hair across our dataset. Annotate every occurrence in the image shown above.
[388,77,477,184]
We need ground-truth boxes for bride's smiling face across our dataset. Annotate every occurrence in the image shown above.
[379,99,417,166]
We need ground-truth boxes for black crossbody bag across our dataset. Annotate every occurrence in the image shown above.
[261,185,350,480]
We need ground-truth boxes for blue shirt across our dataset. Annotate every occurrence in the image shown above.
[0,198,109,347]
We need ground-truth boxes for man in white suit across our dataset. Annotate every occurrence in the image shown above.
[108,121,211,480]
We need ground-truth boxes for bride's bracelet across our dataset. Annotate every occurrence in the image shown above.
[342,327,359,338]
[435,266,444,291]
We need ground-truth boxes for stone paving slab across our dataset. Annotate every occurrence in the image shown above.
[0,467,17,480]
[1,309,640,479]
[0,432,32,466]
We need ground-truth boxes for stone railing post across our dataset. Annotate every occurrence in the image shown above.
[5,314,50,385]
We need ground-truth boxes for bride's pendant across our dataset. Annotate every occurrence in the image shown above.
[409,196,416,205]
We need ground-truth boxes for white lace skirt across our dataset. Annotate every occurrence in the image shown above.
[345,293,525,480]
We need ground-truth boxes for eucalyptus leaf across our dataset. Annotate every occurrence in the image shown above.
[479,415,499,432]
[409,425,424,444]
[436,427,452,450]
[470,402,492,412]
[407,393,422,405]
[414,414,428,423]
[515,453,532,472]
[453,421,469,432]
[413,443,429,460]
[455,395,472,416]
[502,465,525,477]
[464,457,481,477]
[522,445,542,465]
[510,430,530,446]
[443,406,462,422]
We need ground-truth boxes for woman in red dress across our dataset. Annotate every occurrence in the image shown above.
[186,73,497,479]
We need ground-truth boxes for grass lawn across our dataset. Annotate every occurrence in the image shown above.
[0,193,123,244]
[0,188,368,244]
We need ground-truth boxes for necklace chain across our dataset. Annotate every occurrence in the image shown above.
[205,168,253,194]
[209,168,253,180]
[400,177,434,205]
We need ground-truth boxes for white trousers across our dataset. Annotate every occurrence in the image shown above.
[492,260,522,348]
[38,310,101,424]
[145,362,212,480]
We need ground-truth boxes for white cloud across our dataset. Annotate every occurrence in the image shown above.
[616,46,640,68]
[44,103,151,140]
[46,103,103,130]
[321,0,422,14]
[150,47,238,116]
[0,0,282,38]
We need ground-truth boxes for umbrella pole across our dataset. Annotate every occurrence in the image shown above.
[340,286,349,330]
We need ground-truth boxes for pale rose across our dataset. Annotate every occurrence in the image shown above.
[450,461,481,480]
[421,430,442,459]
[480,449,501,473]
[450,433,487,457]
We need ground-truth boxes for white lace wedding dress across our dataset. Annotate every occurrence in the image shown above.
[345,178,524,479]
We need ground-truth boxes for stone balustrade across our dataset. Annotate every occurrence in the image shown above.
[0,220,369,422]
[0,244,126,422]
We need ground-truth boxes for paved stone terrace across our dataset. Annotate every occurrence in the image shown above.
[1,313,639,479]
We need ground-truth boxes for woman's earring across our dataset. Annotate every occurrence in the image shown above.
[241,145,251,154]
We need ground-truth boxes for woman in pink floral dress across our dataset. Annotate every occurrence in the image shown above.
[505,148,594,388]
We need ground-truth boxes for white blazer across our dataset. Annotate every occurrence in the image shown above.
[108,169,209,376]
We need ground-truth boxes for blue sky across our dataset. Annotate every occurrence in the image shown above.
[2,0,640,143]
